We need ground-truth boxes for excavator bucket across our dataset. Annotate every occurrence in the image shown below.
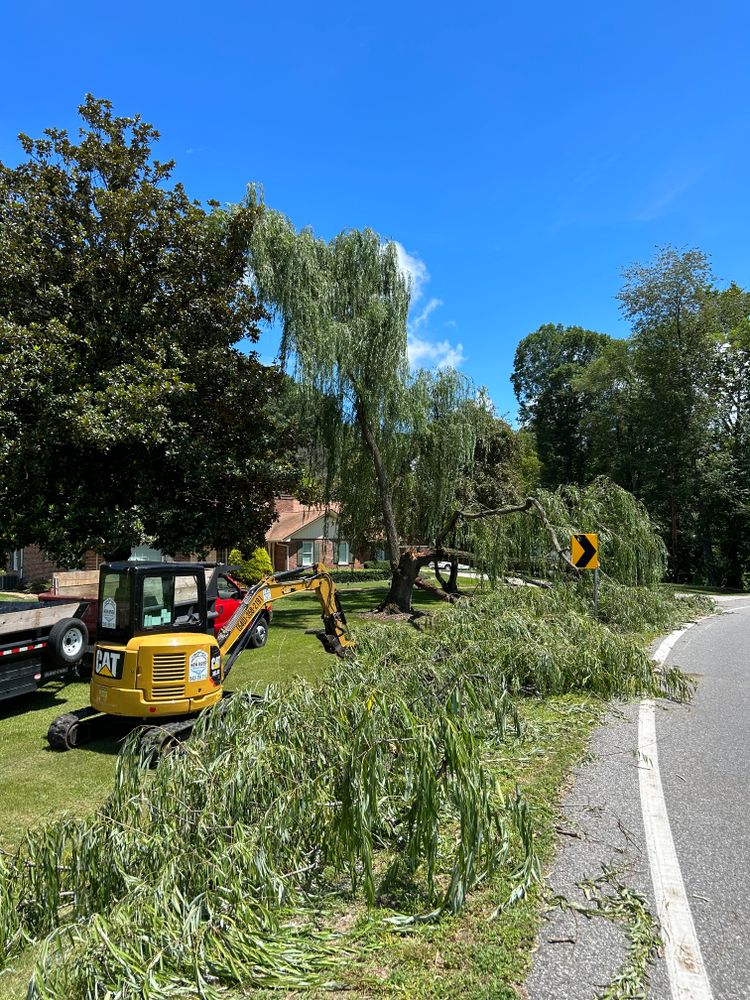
[315,630,351,657]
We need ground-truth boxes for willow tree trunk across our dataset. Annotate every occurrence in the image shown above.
[380,551,434,613]
[354,399,426,613]
[434,557,460,594]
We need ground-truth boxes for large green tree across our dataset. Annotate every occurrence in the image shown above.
[553,247,750,585]
[700,282,750,586]
[511,323,611,486]
[0,97,297,563]
[614,247,719,581]
[246,199,485,610]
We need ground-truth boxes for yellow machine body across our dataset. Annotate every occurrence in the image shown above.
[90,632,223,718]
[47,561,354,749]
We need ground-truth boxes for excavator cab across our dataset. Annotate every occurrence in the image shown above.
[97,562,213,641]
[90,562,224,723]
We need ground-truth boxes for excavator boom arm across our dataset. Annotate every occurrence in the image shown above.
[217,563,353,673]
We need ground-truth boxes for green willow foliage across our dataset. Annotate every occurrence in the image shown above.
[0,584,704,998]
[244,193,482,558]
[466,477,667,586]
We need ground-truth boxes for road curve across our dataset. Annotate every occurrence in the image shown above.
[654,597,750,999]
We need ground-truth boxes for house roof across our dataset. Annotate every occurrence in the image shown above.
[267,507,339,542]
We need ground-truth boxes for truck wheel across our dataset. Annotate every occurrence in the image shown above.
[48,618,88,668]
[249,617,268,648]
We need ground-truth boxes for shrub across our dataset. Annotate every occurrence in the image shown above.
[328,566,392,583]
[363,559,392,572]
[228,545,273,585]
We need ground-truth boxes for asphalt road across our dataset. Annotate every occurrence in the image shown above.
[527,596,750,1000]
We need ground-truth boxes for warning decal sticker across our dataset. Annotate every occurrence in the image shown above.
[102,597,117,628]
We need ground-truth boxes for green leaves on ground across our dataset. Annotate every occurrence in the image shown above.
[0,582,704,997]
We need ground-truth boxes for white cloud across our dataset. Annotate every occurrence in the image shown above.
[408,334,465,371]
[411,296,443,331]
[393,241,429,302]
[633,175,698,222]
[392,241,465,371]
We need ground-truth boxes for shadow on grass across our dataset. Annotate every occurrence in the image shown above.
[0,684,77,719]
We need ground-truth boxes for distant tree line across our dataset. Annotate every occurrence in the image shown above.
[512,247,750,587]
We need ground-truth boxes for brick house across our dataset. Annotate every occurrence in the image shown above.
[3,545,221,589]
[265,496,358,572]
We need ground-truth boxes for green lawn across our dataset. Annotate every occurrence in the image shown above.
[0,581,444,850]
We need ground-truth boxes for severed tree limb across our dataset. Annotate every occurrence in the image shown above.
[414,576,463,604]
[437,497,580,574]
[507,573,553,590]
[433,559,449,590]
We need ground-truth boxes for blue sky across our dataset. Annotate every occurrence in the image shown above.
[2,0,749,417]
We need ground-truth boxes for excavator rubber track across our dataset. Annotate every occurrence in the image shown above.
[138,719,197,761]
[47,706,125,750]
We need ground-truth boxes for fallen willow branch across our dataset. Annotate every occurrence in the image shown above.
[414,577,463,603]
[0,581,707,998]
[440,497,579,573]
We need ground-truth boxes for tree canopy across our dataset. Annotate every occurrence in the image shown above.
[511,323,611,486]
[513,246,750,586]
[0,97,297,563]
[245,196,666,609]
[246,195,527,608]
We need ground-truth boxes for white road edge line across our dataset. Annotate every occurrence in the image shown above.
[639,624,714,1000]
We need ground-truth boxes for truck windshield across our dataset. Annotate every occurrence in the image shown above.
[100,571,131,631]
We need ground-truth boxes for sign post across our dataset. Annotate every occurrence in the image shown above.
[571,533,600,615]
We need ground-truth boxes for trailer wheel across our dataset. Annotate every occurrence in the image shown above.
[48,618,88,668]
[248,616,269,648]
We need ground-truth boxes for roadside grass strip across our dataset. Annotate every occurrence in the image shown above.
[0,582,710,998]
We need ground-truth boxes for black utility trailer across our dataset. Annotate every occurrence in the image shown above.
[0,601,89,703]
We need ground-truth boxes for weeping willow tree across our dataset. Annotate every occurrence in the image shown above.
[247,194,485,610]
[462,477,668,587]
[245,194,666,611]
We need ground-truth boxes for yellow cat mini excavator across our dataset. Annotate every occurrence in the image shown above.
[47,561,353,752]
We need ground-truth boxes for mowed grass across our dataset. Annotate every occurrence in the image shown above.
[0,581,442,850]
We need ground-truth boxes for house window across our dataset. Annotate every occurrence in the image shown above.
[10,549,23,573]
[301,541,314,566]
[337,541,350,565]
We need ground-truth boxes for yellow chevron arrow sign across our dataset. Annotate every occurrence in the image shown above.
[571,533,599,570]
